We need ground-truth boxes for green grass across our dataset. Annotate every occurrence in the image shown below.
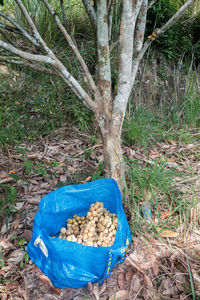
[126,157,194,236]
[122,107,166,147]
[2,0,89,47]
[0,184,18,219]
[0,66,94,148]
[123,57,200,148]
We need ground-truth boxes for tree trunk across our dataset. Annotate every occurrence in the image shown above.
[99,117,126,195]
[0,0,195,197]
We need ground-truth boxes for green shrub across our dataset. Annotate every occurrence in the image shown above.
[146,0,200,64]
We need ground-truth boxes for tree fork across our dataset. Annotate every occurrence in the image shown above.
[0,0,196,197]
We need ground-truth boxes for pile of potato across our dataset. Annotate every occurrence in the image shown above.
[58,201,118,247]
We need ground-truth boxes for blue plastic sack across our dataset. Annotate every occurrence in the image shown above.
[28,178,131,288]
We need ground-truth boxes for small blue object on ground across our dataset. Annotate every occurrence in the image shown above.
[142,201,152,221]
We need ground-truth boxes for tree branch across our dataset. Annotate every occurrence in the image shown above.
[155,0,195,35]
[0,38,96,111]
[0,57,58,75]
[96,0,111,107]
[42,0,96,94]
[0,12,40,47]
[0,0,97,113]
[133,0,148,58]
[0,40,55,64]
[82,0,97,29]
[114,0,143,108]
[59,0,67,28]
[108,0,115,42]
[0,28,18,47]
[130,0,195,88]
[0,23,22,34]
[148,0,156,9]
[14,0,54,57]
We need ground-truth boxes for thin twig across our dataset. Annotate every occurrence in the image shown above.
[0,57,59,75]
[170,175,199,186]
[15,0,54,56]
[0,12,40,47]
[0,177,15,184]
[0,28,18,47]
[42,0,96,93]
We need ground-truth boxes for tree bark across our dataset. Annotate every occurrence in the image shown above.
[102,129,125,193]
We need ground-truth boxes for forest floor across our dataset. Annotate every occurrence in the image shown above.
[1,127,200,300]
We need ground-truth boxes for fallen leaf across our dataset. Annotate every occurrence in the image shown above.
[7,249,25,264]
[0,266,12,276]
[174,176,183,181]
[28,179,39,185]
[160,211,170,220]
[0,65,9,74]
[22,230,32,242]
[161,144,171,150]
[0,171,9,179]
[32,266,41,273]
[27,153,39,159]
[26,196,40,205]
[126,254,144,273]
[81,176,92,183]
[175,272,188,292]
[49,287,62,294]
[99,282,107,295]
[87,282,93,293]
[0,269,5,276]
[159,278,176,297]
[168,140,176,145]
[0,239,14,250]
[6,281,19,291]
[37,274,52,287]
[167,158,175,162]
[167,162,178,168]
[125,269,134,284]
[0,177,14,184]
[186,144,195,149]
[118,272,126,290]
[58,162,65,167]
[14,202,24,210]
[143,275,154,300]
[131,274,140,293]
[152,260,159,276]
[109,290,129,300]
[149,151,162,159]
[60,174,67,182]
[67,165,76,173]
[126,148,136,160]
[92,282,100,300]
[157,228,180,238]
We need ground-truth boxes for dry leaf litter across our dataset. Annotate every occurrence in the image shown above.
[1,129,200,299]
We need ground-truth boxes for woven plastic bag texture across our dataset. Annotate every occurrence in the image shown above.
[27,178,131,288]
